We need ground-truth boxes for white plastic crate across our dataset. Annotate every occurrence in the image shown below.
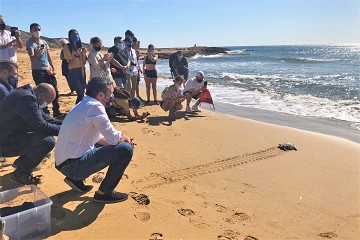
[0,185,53,240]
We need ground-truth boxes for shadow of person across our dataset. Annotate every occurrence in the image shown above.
[38,190,105,239]
[0,172,30,191]
[147,116,173,126]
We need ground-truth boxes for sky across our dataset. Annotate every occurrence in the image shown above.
[1,0,359,48]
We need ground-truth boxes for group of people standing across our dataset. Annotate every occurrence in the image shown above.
[0,16,208,204]
[59,29,160,108]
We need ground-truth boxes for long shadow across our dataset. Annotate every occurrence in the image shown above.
[38,190,105,239]
[0,172,23,191]
[147,111,205,126]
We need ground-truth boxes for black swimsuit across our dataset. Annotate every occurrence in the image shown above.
[144,55,157,78]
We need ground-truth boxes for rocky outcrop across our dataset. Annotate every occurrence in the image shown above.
[150,46,230,59]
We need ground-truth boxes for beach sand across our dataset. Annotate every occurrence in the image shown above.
[0,48,359,240]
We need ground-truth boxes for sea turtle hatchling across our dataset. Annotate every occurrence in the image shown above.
[278,142,297,151]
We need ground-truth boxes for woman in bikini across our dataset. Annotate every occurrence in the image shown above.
[143,44,158,105]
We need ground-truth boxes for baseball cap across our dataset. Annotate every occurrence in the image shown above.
[129,97,141,109]
[196,71,204,77]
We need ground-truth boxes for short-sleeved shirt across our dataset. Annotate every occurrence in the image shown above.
[0,30,17,63]
[183,77,205,93]
[108,46,128,78]
[26,38,50,70]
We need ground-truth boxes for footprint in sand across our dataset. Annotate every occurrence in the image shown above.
[142,128,152,134]
[318,232,337,238]
[232,212,250,221]
[244,236,259,240]
[129,192,150,205]
[122,174,129,180]
[177,208,195,216]
[215,204,228,213]
[51,205,66,220]
[189,216,210,229]
[134,211,150,222]
[149,233,163,240]
[217,230,240,240]
[92,172,105,183]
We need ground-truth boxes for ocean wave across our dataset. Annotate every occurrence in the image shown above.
[191,53,226,59]
[207,85,360,124]
[221,72,281,81]
[276,57,338,63]
[226,49,252,55]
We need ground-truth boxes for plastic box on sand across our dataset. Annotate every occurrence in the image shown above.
[0,185,53,240]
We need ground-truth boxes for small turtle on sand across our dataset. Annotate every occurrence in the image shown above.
[278,142,297,151]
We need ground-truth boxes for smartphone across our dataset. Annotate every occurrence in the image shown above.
[10,27,18,36]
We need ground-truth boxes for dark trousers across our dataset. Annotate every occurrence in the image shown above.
[58,142,133,193]
[0,133,55,177]
[32,69,60,112]
[69,67,86,104]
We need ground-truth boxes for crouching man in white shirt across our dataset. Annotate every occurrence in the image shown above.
[183,70,207,113]
[55,77,135,203]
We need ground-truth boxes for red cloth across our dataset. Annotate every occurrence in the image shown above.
[199,89,215,110]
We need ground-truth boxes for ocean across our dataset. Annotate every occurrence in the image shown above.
[141,44,360,143]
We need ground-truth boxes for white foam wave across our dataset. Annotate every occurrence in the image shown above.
[191,53,226,59]
[226,49,252,55]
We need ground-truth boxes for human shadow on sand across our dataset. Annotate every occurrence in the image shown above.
[38,190,105,239]
[147,111,205,126]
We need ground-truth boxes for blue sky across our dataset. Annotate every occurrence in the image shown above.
[1,0,359,48]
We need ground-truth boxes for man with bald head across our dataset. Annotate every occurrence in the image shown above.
[0,83,62,185]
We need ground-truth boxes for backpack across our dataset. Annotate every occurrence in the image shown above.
[199,89,215,110]
[169,53,177,74]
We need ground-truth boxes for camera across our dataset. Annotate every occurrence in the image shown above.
[130,62,136,66]
[204,81,208,86]
[10,27,18,37]
[39,44,45,49]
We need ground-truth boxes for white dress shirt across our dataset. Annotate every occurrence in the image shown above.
[55,96,122,165]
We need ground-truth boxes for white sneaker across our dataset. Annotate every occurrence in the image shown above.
[191,104,199,111]
[186,105,192,113]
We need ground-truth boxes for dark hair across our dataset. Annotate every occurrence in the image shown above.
[90,37,101,45]
[0,60,18,72]
[68,29,82,51]
[86,77,113,98]
[29,23,40,31]
[148,44,154,50]
[114,36,122,43]
[125,30,134,38]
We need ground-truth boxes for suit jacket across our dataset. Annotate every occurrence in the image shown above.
[0,84,62,144]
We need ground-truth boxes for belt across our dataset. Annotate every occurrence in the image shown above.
[55,158,80,170]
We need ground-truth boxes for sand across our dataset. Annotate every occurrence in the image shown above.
[0,48,359,240]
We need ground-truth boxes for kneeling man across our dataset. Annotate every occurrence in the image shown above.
[0,83,62,185]
[55,77,134,203]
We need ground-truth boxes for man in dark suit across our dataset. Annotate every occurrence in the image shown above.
[0,83,62,185]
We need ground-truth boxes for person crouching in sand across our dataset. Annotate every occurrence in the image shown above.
[160,75,186,121]
[108,86,149,121]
